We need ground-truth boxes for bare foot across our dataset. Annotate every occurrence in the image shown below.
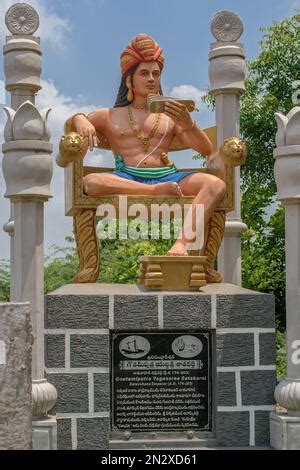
[153,182,183,197]
[167,240,188,256]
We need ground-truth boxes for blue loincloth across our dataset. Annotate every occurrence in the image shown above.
[107,155,196,185]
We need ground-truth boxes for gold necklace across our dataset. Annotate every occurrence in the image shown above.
[127,105,161,153]
[131,103,147,110]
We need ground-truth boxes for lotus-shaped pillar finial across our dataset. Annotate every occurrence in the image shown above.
[275,107,300,147]
[3,100,51,142]
[2,101,53,200]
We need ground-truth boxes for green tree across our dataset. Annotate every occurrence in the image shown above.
[242,205,286,327]
[98,220,176,283]
[240,16,298,329]
[44,236,79,294]
[44,222,177,290]
[240,15,299,231]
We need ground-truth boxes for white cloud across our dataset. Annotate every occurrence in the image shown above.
[0,78,113,259]
[291,0,300,10]
[84,152,109,166]
[0,81,5,105]
[284,0,300,14]
[0,0,71,48]
[36,79,96,141]
[36,79,112,166]
[170,85,206,112]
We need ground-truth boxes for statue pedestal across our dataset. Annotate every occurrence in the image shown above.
[45,283,276,449]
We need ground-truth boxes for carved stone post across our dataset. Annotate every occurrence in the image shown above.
[0,302,32,449]
[270,107,300,449]
[2,3,57,450]
[209,10,247,285]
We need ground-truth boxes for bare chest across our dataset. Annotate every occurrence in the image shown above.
[105,108,174,146]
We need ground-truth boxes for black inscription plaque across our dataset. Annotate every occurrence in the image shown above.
[111,332,211,432]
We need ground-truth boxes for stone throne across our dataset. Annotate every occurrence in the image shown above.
[57,128,246,288]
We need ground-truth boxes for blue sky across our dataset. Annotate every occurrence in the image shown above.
[0,0,299,259]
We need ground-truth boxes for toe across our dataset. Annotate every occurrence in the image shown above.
[176,185,183,196]
[172,183,182,196]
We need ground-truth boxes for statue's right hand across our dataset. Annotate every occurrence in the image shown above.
[73,115,100,150]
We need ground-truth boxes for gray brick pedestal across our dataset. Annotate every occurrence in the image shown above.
[45,283,276,449]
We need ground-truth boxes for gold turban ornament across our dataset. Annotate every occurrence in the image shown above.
[120,33,164,75]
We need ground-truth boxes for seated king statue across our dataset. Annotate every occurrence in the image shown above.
[65,34,226,256]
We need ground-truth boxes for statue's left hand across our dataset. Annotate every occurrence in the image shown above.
[164,100,193,131]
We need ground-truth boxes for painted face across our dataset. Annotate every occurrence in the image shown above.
[130,61,161,97]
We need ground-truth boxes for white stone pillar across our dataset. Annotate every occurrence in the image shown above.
[2,3,57,450]
[2,208,15,296]
[270,107,300,449]
[2,5,42,299]
[209,11,247,285]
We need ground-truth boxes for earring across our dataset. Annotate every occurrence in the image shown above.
[127,85,133,102]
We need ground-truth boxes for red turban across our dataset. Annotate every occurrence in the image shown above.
[120,34,164,75]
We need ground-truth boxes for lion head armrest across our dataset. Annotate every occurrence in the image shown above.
[207,136,247,173]
[56,132,89,168]
[56,124,112,215]
[205,136,247,214]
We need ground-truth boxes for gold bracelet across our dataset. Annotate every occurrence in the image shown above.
[181,119,196,133]
[72,113,88,126]
[72,112,88,123]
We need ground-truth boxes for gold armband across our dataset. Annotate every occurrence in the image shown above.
[64,113,89,133]
[73,112,88,120]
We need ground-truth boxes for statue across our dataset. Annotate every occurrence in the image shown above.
[62,34,227,256]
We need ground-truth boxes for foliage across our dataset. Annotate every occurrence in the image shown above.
[240,16,298,330]
[98,220,176,284]
[44,222,177,292]
[276,326,287,380]
[99,239,169,284]
[0,259,10,302]
[242,205,286,327]
[240,16,299,230]
[0,224,176,299]
[44,236,79,294]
